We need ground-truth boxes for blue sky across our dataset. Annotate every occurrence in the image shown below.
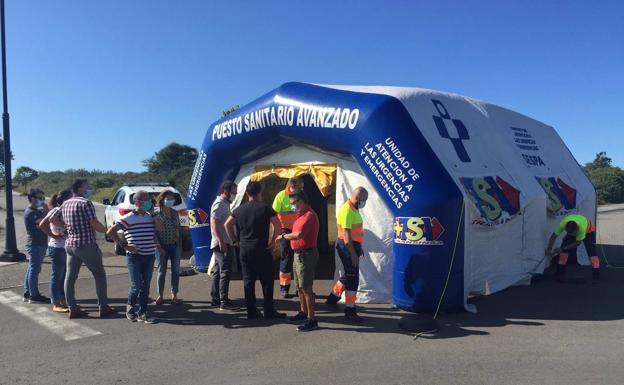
[6,1,623,172]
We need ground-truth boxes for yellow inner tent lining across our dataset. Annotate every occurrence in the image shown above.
[250,163,337,197]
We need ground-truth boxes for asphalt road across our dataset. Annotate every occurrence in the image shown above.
[1,192,624,384]
[1,266,624,385]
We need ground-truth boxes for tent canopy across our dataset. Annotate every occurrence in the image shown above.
[187,82,595,313]
[250,163,336,197]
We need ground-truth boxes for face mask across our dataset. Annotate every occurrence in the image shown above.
[357,200,367,209]
[84,190,93,200]
[142,201,153,211]
[163,199,175,208]
[36,199,46,208]
[291,204,299,212]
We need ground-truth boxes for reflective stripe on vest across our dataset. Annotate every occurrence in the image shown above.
[337,223,364,243]
[277,212,298,230]
[336,200,364,243]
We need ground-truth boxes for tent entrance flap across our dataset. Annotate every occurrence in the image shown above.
[250,163,337,197]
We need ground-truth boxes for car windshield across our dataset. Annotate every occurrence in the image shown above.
[129,192,183,206]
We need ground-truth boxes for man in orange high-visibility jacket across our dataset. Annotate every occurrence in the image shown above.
[272,176,303,297]
[545,213,599,282]
[325,187,368,323]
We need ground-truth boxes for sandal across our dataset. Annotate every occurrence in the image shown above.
[52,305,69,313]
[170,296,182,305]
[154,296,164,305]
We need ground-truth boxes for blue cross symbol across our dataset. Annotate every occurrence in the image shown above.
[431,99,471,163]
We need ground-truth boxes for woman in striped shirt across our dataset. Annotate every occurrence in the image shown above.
[107,190,164,324]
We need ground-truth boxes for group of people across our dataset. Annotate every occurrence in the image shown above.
[23,178,184,323]
[22,175,371,331]
[22,174,597,331]
[210,176,369,332]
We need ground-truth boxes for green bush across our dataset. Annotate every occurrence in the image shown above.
[583,152,624,204]
[586,167,624,204]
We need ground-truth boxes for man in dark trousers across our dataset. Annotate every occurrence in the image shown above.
[545,213,600,282]
[224,181,286,320]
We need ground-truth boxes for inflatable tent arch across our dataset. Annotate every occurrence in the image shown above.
[187,82,595,313]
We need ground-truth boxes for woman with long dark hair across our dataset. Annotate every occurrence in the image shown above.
[39,190,72,312]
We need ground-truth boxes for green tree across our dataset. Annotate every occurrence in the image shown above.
[585,151,612,171]
[143,143,198,176]
[13,166,39,193]
[583,152,624,204]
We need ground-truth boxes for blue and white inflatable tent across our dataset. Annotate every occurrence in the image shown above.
[187,82,595,313]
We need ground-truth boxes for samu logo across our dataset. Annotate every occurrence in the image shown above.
[394,216,445,245]
[460,176,522,227]
[536,177,577,216]
[432,99,471,163]
[187,208,210,228]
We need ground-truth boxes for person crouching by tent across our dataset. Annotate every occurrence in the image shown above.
[545,213,600,282]
[272,176,304,298]
[224,181,286,320]
[325,187,368,323]
[279,191,320,332]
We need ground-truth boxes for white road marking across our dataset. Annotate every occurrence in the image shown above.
[0,291,102,341]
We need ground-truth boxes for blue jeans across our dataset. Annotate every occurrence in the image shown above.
[127,254,155,315]
[24,245,47,297]
[156,244,180,295]
[47,246,67,304]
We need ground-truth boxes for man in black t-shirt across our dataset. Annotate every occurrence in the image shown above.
[225,181,286,319]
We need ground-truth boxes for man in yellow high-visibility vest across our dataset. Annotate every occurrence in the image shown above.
[272,176,304,297]
[546,213,600,282]
[325,187,368,323]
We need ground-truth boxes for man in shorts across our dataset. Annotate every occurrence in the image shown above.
[279,191,320,332]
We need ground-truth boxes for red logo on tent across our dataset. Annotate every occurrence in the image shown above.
[394,216,445,245]
[460,175,523,226]
[536,176,577,215]
[188,208,210,228]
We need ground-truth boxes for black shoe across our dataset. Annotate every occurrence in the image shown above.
[247,310,263,319]
[289,311,308,323]
[219,300,239,311]
[137,313,157,324]
[297,319,319,332]
[126,311,138,322]
[211,299,221,307]
[344,313,364,323]
[325,296,339,309]
[23,293,30,303]
[263,310,287,319]
[29,294,50,304]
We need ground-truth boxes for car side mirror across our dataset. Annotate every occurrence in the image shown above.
[103,199,111,205]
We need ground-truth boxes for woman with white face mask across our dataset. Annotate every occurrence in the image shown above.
[153,190,182,305]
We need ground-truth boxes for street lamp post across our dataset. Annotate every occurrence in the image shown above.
[0,0,25,262]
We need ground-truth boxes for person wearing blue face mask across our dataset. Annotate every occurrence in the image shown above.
[154,190,183,306]
[22,189,51,304]
[326,186,368,323]
[108,190,163,324]
[209,181,238,310]
[49,178,114,319]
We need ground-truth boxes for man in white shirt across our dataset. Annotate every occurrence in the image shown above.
[210,181,238,310]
